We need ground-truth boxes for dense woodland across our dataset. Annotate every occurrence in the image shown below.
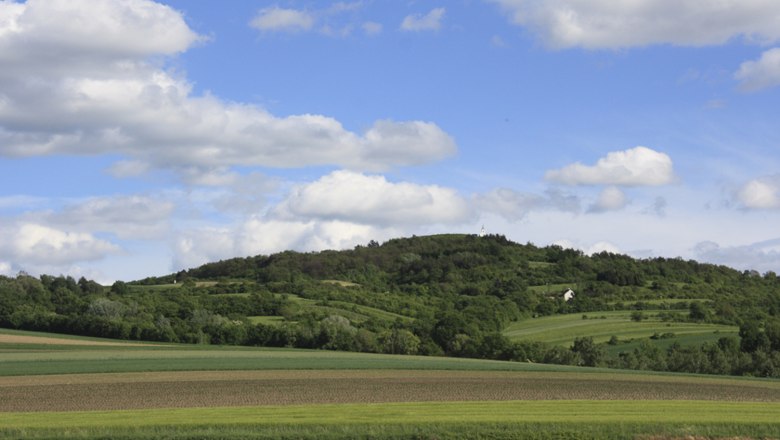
[2,234,779,377]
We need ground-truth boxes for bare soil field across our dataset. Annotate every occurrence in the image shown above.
[0,333,153,347]
[2,370,779,412]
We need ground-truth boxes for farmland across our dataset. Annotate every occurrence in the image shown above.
[2,330,780,439]
[503,310,739,347]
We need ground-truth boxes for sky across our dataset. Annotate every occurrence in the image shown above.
[1,0,780,283]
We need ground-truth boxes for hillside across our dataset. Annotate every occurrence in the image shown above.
[2,233,779,377]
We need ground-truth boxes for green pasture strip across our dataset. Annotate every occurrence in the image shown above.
[321,279,360,287]
[0,347,600,376]
[327,300,414,322]
[246,316,286,325]
[605,332,735,356]
[608,298,709,306]
[528,283,576,293]
[2,401,778,430]
[504,311,737,346]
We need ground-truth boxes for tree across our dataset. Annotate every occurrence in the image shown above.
[110,281,130,295]
[571,336,604,367]
[378,328,420,355]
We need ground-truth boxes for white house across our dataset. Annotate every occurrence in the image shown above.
[563,289,575,302]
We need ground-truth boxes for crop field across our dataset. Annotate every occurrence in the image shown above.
[503,310,738,346]
[2,329,779,439]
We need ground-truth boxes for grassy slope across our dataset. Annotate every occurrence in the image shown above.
[503,310,738,346]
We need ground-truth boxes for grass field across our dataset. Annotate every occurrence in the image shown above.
[2,328,779,439]
[2,401,779,439]
[503,310,738,346]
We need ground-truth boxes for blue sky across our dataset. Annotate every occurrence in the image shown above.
[2,0,780,282]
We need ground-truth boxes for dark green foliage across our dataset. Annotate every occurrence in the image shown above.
[2,233,780,377]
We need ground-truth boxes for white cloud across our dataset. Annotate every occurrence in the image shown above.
[545,146,675,186]
[250,7,314,33]
[48,195,174,240]
[0,0,456,178]
[587,241,621,255]
[735,48,780,92]
[0,261,12,276]
[588,186,628,213]
[173,219,393,271]
[276,170,473,226]
[0,222,120,267]
[737,176,780,209]
[475,187,580,221]
[694,239,780,273]
[550,238,620,255]
[401,8,445,32]
[490,0,780,49]
[0,0,200,64]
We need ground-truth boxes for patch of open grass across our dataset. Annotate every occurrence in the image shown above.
[504,311,738,346]
[1,401,778,439]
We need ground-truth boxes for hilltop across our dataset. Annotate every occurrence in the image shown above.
[2,233,779,377]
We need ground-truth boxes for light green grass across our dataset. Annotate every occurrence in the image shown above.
[321,279,361,287]
[2,401,778,440]
[504,311,738,346]
[605,332,734,356]
[247,315,286,325]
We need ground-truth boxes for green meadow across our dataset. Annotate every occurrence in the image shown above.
[503,310,738,346]
[2,401,779,439]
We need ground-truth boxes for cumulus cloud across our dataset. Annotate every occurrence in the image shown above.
[735,48,780,92]
[587,241,622,255]
[173,219,393,271]
[0,222,120,267]
[171,170,476,270]
[250,7,314,33]
[737,175,780,209]
[475,187,580,221]
[694,239,780,273]
[545,147,675,187]
[276,170,473,226]
[552,239,621,256]
[0,0,456,178]
[588,186,628,213]
[490,0,780,49]
[401,8,445,32]
[47,195,174,240]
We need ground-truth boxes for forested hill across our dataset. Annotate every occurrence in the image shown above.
[2,233,780,377]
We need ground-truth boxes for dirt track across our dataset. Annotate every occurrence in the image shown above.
[0,334,154,347]
[2,370,779,412]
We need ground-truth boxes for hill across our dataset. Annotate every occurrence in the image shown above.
[1,233,779,377]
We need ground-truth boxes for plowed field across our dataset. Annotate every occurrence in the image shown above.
[2,370,779,412]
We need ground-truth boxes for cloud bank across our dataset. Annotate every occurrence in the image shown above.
[545,147,675,187]
[491,0,780,49]
[0,0,457,181]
